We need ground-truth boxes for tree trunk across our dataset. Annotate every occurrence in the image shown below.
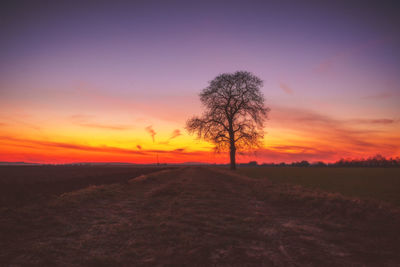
[229,145,236,170]
[228,120,236,170]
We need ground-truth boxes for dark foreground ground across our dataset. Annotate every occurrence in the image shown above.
[0,165,171,207]
[1,167,400,266]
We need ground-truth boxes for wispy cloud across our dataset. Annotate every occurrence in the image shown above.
[361,92,393,100]
[270,106,400,156]
[170,129,182,140]
[0,114,41,130]
[158,129,182,145]
[314,59,333,73]
[348,118,397,125]
[70,114,132,130]
[270,145,329,154]
[314,37,390,74]
[278,82,293,95]
[252,147,338,163]
[145,126,156,142]
[77,123,132,130]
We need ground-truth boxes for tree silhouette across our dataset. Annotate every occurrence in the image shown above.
[186,71,270,170]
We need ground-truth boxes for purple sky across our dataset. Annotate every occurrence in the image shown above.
[1,0,399,163]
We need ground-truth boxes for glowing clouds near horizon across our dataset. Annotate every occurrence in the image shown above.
[145,126,157,143]
[170,129,182,140]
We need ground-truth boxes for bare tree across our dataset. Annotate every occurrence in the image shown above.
[186,71,270,170]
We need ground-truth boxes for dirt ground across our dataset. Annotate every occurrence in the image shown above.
[1,167,399,266]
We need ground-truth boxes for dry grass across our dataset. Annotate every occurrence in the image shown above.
[1,167,400,266]
[51,184,123,207]
[238,166,400,206]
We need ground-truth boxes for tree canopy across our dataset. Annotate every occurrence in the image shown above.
[186,71,270,169]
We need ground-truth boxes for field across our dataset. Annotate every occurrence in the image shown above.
[238,167,400,206]
[1,166,400,265]
[0,165,172,207]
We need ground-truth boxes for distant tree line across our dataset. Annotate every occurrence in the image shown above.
[239,155,400,168]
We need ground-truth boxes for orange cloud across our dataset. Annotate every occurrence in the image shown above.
[0,135,225,164]
[269,106,400,158]
[145,126,156,142]
[0,136,144,155]
[170,129,182,140]
[159,129,183,145]
[0,136,205,157]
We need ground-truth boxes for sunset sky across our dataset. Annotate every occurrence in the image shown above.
[1,0,399,164]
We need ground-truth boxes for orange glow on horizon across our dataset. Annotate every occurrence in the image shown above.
[1,100,399,164]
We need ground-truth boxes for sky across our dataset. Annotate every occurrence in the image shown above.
[1,0,399,164]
